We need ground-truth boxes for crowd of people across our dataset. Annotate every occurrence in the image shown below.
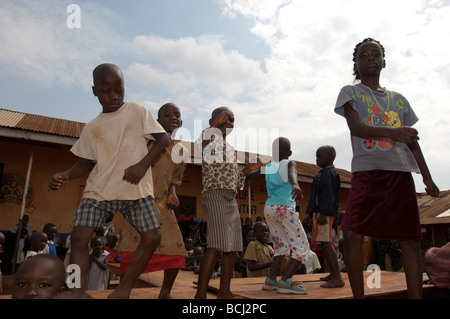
[1,37,448,300]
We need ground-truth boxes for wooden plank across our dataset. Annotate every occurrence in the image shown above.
[202,271,436,299]
[0,269,438,299]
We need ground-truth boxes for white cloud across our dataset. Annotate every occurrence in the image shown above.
[0,0,123,89]
[1,0,449,192]
[219,0,450,191]
[128,34,267,99]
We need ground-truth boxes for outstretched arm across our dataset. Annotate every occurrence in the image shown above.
[48,157,93,190]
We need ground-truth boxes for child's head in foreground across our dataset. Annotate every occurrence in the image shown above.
[12,254,66,299]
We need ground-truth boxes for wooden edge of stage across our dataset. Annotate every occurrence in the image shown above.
[0,268,446,300]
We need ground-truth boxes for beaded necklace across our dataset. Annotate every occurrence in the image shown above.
[359,83,393,126]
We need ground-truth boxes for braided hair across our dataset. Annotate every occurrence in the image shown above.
[352,38,385,80]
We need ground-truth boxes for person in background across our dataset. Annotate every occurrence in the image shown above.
[24,232,48,260]
[86,236,110,291]
[243,222,274,278]
[42,223,58,257]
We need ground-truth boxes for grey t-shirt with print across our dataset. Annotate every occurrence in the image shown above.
[335,84,419,174]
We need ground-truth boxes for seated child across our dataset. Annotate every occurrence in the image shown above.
[42,223,58,257]
[25,232,48,260]
[185,245,204,273]
[243,222,274,277]
[86,236,110,291]
[105,234,119,263]
[12,254,66,299]
[184,237,194,267]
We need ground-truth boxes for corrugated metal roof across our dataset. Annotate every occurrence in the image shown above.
[0,108,84,138]
[0,109,26,127]
[418,190,450,225]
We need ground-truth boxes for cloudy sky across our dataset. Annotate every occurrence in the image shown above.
[1,0,449,192]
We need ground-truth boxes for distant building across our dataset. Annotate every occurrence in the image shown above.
[0,107,351,240]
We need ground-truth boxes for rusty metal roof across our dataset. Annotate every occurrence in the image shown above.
[418,190,450,225]
[0,108,84,138]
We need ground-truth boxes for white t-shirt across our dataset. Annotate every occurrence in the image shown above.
[71,102,165,201]
[335,84,419,173]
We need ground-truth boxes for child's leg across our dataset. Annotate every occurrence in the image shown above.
[399,239,423,299]
[159,268,179,299]
[69,225,95,290]
[343,230,364,298]
[217,251,237,299]
[109,228,161,299]
[280,258,301,282]
[268,255,286,280]
[320,242,345,288]
[195,248,219,299]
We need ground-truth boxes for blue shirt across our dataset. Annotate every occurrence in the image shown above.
[264,160,295,210]
[306,165,341,217]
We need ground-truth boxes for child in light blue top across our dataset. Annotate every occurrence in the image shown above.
[248,137,309,294]
[265,159,296,210]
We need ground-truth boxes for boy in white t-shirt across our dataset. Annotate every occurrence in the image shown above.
[49,63,169,299]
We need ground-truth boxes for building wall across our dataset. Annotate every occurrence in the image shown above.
[1,139,349,236]
[0,140,85,234]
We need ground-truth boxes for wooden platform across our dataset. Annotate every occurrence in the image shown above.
[1,265,443,299]
[86,269,440,299]
[202,271,441,299]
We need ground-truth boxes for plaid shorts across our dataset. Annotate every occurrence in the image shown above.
[73,196,160,233]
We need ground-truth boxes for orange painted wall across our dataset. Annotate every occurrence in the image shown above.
[1,139,349,236]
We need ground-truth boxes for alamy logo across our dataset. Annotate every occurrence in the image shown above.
[66,4,81,29]
[66,264,81,288]
[366,264,381,289]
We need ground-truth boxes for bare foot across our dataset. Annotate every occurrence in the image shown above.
[158,292,173,299]
[107,289,131,299]
[320,277,345,288]
[320,274,332,281]
[217,292,243,299]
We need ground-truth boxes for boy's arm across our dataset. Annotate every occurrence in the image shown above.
[166,184,180,209]
[48,157,93,191]
[123,133,169,184]
[343,103,419,144]
[288,160,303,200]
[241,158,263,176]
[246,259,272,271]
[201,111,231,149]
[407,141,439,197]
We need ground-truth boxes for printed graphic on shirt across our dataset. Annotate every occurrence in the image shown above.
[353,90,405,153]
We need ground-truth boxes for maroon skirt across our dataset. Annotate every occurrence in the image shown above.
[341,170,421,240]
